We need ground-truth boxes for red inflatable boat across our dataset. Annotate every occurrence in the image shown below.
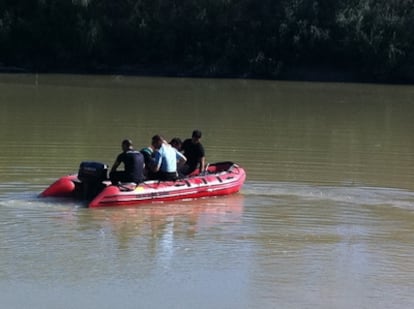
[40,161,246,207]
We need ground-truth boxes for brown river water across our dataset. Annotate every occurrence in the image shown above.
[1,74,414,308]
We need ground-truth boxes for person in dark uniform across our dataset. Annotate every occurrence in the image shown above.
[140,145,155,180]
[180,130,205,176]
[110,139,144,184]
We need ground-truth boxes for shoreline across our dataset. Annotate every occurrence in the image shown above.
[0,64,410,85]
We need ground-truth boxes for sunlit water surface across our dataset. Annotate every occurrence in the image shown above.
[1,74,414,308]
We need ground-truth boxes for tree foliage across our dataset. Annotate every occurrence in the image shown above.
[0,0,413,82]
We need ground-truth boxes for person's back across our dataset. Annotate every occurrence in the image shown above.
[151,135,178,181]
[181,130,205,175]
[170,137,187,175]
[110,139,144,184]
[140,146,155,179]
[156,143,177,172]
[122,149,144,183]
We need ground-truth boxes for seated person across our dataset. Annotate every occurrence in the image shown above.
[140,145,155,180]
[180,130,205,176]
[170,137,187,175]
[169,137,183,151]
[150,135,183,181]
[110,139,144,185]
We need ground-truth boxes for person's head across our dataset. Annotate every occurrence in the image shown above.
[122,139,133,151]
[170,137,182,150]
[151,135,164,150]
[191,130,202,143]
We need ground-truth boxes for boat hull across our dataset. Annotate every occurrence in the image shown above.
[40,162,246,207]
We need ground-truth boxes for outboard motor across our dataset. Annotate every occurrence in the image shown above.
[78,161,108,199]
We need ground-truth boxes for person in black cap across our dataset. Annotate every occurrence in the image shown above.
[110,139,144,184]
[180,130,205,176]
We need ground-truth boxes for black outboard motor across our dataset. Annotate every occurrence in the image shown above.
[78,161,108,199]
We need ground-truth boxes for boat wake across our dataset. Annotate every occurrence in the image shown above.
[2,180,414,212]
[242,181,414,210]
[0,181,81,210]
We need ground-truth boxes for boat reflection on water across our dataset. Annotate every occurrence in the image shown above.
[78,193,245,251]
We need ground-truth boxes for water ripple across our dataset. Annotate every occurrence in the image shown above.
[243,181,414,209]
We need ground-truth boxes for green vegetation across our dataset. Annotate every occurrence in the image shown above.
[1,0,413,82]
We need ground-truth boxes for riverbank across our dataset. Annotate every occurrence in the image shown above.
[0,63,408,85]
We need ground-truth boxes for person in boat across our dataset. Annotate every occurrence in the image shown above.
[109,139,144,185]
[150,135,185,181]
[170,137,182,151]
[140,145,156,180]
[170,137,187,176]
[180,129,205,176]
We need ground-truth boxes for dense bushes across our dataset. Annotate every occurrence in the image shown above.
[0,0,413,82]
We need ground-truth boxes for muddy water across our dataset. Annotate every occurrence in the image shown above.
[1,74,414,308]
